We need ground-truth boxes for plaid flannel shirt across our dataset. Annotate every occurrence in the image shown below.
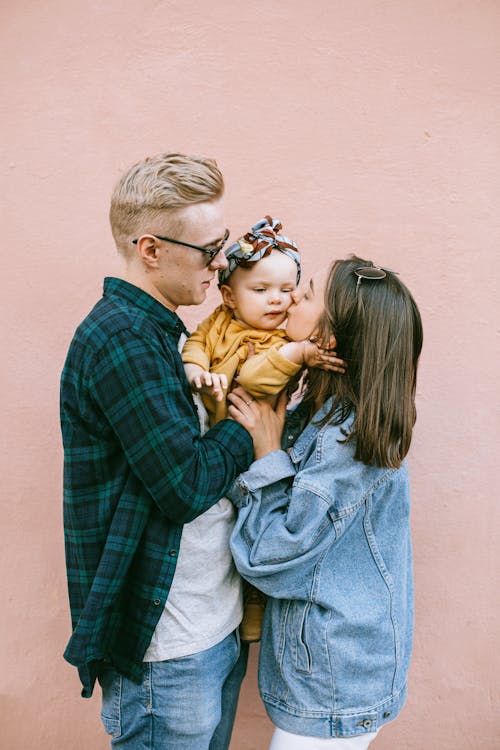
[61,278,253,697]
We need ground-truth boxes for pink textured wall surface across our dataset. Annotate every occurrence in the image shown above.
[2,2,499,748]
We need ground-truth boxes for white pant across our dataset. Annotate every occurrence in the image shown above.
[269,727,379,750]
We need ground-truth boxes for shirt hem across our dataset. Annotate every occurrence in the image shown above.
[142,613,243,662]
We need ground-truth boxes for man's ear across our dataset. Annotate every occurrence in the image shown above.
[220,284,236,310]
[135,235,161,269]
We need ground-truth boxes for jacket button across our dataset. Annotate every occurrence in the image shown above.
[153,599,161,606]
[363,720,372,729]
[168,549,177,557]
[383,711,391,718]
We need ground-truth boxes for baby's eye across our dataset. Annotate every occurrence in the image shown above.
[253,288,266,292]
[282,288,294,293]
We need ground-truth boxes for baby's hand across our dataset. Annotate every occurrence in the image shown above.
[303,338,346,373]
[185,364,228,402]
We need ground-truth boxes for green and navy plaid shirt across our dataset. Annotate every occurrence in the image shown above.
[61,277,253,697]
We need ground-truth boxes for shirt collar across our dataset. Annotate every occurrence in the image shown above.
[103,277,188,337]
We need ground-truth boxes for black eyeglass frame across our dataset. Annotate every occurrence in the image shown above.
[132,229,230,264]
[354,265,398,293]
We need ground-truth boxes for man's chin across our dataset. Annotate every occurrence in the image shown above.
[192,290,207,306]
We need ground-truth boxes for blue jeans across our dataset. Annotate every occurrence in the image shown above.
[99,631,249,750]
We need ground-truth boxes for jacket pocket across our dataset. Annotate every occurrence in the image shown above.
[295,601,312,674]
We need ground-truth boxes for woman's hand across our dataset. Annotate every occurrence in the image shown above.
[227,386,288,460]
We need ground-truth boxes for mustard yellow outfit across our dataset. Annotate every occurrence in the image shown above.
[182,304,301,424]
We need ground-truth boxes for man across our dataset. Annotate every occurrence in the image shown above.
[61,153,254,749]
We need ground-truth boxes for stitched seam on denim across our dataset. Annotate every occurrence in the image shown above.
[313,548,336,710]
[310,545,329,602]
[295,467,397,517]
[295,480,363,518]
[362,496,400,694]
[295,602,312,674]
[146,662,153,713]
[261,684,406,716]
[273,600,292,700]
[117,673,122,733]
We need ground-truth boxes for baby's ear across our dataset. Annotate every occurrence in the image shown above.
[220,284,236,310]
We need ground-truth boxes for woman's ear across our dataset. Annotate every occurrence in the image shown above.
[220,284,236,310]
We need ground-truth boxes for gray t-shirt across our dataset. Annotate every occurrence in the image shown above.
[144,343,243,662]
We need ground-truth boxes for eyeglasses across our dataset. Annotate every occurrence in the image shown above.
[354,266,398,293]
[132,229,230,265]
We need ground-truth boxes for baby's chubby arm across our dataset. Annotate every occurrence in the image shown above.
[237,342,301,398]
[279,337,346,372]
[237,335,346,399]
[181,306,228,402]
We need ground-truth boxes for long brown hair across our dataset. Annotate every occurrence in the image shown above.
[301,256,423,468]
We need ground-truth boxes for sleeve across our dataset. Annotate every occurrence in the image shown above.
[228,450,339,600]
[181,308,220,370]
[237,344,302,398]
[89,328,253,524]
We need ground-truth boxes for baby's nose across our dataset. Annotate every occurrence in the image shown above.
[269,291,284,303]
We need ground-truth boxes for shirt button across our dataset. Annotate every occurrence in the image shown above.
[153,599,161,606]
[362,720,372,729]
[168,549,177,557]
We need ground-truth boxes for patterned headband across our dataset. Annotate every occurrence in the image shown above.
[218,215,302,286]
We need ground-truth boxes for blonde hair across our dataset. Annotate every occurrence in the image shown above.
[109,152,224,253]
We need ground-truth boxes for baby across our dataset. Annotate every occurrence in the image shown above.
[182,216,339,641]
[182,216,334,423]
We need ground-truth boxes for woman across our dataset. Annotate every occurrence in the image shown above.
[227,256,423,749]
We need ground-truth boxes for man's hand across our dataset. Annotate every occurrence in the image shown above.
[184,363,228,402]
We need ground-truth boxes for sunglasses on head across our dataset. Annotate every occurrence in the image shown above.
[354,266,398,293]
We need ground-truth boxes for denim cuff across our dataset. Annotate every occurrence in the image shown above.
[234,449,295,499]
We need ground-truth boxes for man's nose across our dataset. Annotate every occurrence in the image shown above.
[209,248,228,270]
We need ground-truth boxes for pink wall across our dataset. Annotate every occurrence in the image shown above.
[2,2,499,748]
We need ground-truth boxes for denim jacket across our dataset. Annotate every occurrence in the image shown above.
[229,403,413,738]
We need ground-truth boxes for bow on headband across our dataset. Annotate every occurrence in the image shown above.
[218,216,301,286]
